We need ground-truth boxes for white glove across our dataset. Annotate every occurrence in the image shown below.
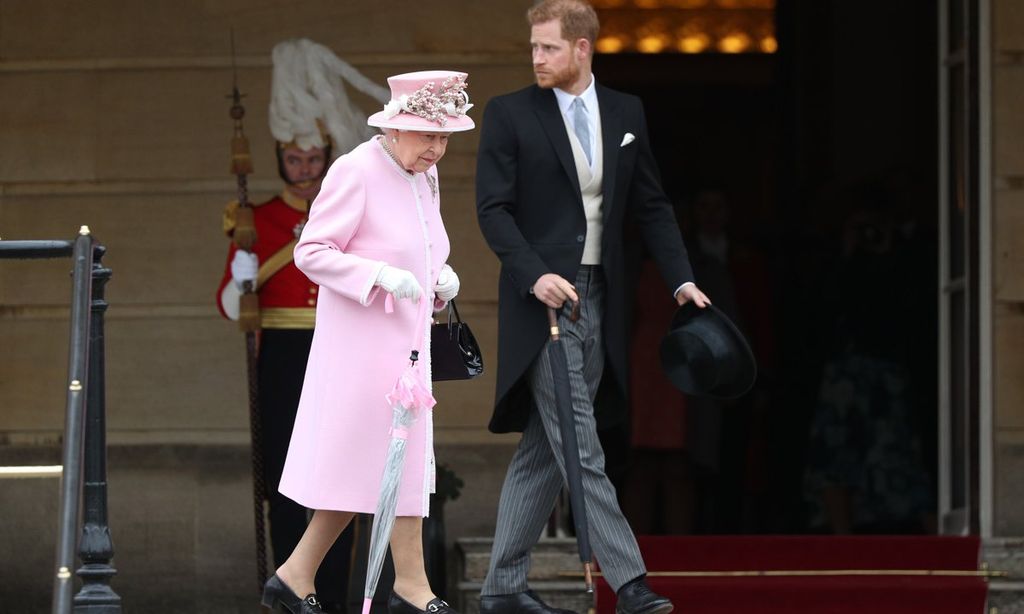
[377,265,423,301]
[434,264,460,302]
[231,250,259,289]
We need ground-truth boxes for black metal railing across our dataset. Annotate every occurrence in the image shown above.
[0,229,121,613]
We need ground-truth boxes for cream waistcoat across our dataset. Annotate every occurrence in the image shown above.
[563,112,604,265]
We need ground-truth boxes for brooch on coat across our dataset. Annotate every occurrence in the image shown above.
[425,174,438,202]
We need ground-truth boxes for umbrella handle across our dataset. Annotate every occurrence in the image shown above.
[546,308,560,341]
[401,295,430,363]
[546,301,581,341]
[567,300,580,323]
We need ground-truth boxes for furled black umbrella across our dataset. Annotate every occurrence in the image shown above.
[545,303,594,592]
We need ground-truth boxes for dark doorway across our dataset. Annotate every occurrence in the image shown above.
[596,1,939,536]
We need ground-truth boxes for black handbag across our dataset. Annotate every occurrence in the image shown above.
[431,299,484,381]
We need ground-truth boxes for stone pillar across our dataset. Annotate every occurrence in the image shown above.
[986,0,1024,610]
[991,0,1024,536]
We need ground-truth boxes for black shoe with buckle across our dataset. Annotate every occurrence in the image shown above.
[388,591,459,614]
[262,574,325,613]
[615,577,673,614]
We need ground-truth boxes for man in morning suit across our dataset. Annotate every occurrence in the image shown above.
[475,1,710,613]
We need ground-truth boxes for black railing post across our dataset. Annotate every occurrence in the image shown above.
[73,245,121,612]
[52,231,95,614]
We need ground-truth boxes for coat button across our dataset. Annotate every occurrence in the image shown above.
[308,287,317,294]
[307,298,316,306]
[576,234,585,243]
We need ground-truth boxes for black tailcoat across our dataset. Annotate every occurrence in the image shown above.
[476,82,694,433]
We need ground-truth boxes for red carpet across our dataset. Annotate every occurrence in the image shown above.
[594,536,987,613]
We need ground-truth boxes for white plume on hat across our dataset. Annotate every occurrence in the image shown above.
[269,38,390,154]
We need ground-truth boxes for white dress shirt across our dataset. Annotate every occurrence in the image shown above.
[554,77,600,173]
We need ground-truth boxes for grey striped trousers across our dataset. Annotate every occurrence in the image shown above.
[482,265,646,595]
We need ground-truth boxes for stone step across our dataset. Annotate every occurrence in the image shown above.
[458,536,585,581]
[455,537,597,613]
[456,581,596,614]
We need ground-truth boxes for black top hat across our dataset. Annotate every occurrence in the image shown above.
[659,302,757,399]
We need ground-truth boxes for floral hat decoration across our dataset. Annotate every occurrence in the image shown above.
[367,70,475,132]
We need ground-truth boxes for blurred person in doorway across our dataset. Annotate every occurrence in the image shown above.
[804,179,933,535]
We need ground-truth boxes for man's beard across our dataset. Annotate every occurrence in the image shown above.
[535,59,581,90]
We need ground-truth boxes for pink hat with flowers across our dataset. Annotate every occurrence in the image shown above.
[367,70,475,132]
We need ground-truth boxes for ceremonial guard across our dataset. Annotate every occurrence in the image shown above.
[217,38,390,611]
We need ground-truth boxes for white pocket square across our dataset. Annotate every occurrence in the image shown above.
[620,133,636,147]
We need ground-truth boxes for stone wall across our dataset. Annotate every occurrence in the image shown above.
[0,0,534,607]
[0,442,516,612]
[0,0,534,446]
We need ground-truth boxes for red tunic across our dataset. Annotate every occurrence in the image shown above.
[216,191,319,329]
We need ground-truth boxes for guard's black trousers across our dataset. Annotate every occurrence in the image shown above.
[259,329,352,603]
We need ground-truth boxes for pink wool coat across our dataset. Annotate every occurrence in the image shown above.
[278,136,450,517]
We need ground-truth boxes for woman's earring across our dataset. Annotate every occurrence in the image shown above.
[391,137,397,144]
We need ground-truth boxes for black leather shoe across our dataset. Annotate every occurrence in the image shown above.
[388,591,459,613]
[615,578,673,614]
[262,574,324,613]
[479,590,578,614]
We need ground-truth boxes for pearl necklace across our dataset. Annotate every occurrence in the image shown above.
[379,137,413,175]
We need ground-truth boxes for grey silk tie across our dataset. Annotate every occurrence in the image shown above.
[571,97,592,165]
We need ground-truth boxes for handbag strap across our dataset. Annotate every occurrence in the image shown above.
[447,298,463,326]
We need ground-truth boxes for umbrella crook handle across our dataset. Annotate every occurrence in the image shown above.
[546,308,560,341]
[546,300,580,342]
[567,299,581,323]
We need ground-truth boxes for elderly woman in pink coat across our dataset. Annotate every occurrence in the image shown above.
[261,71,474,614]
